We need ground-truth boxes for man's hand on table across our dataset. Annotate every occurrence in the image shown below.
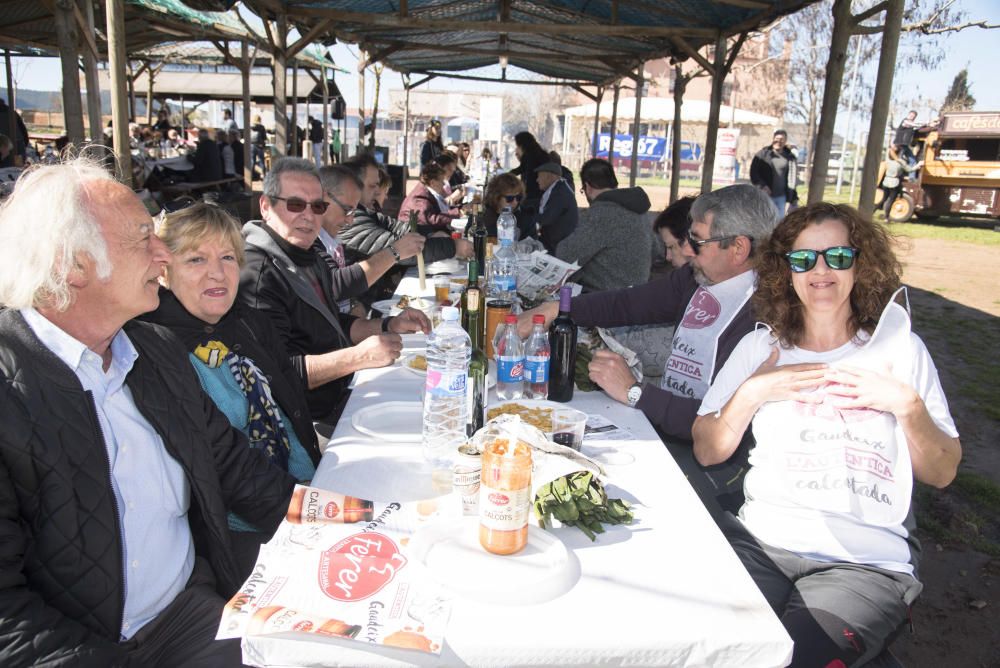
[388,307,432,334]
[588,350,636,405]
[392,233,425,260]
[516,301,559,339]
[453,238,474,259]
[354,333,403,368]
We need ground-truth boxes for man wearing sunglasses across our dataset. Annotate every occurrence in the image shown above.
[520,184,778,516]
[337,154,474,304]
[241,158,431,424]
[533,162,578,253]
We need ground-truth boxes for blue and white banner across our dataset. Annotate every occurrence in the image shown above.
[595,134,667,161]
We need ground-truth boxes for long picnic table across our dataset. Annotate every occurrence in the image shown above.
[242,270,793,667]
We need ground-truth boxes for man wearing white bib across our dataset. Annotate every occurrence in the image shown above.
[520,184,778,513]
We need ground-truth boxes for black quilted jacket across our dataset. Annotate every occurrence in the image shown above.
[339,204,457,266]
[0,310,296,666]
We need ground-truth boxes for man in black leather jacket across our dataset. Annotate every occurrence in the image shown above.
[0,159,296,666]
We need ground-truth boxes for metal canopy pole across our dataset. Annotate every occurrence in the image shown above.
[629,63,644,188]
[291,58,299,156]
[402,73,410,167]
[80,0,102,141]
[609,81,620,165]
[4,50,16,154]
[242,40,252,190]
[858,0,904,216]
[53,0,85,145]
[105,0,131,185]
[322,65,330,165]
[591,86,604,158]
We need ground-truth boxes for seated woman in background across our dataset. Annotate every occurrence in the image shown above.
[692,202,961,667]
[148,202,319,572]
[398,161,461,233]
[477,172,534,240]
[653,195,695,270]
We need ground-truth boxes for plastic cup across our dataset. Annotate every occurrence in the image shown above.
[551,408,587,451]
[434,277,450,303]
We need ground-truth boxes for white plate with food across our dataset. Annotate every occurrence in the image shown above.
[373,296,435,316]
[403,354,497,389]
[486,399,564,435]
[407,516,579,606]
[351,401,423,442]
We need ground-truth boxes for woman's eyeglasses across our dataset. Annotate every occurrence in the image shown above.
[503,194,524,203]
[686,231,737,255]
[270,196,329,215]
[784,246,860,273]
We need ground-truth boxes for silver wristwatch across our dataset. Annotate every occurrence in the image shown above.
[626,382,642,408]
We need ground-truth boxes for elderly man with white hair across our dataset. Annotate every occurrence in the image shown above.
[0,158,295,667]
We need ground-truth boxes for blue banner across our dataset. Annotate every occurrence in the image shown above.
[595,133,667,160]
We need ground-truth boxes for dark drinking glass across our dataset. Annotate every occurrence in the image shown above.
[465,288,487,437]
[472,211,487,279]
[547,286,577,402]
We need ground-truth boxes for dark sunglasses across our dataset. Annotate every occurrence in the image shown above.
[271,196,329,215]
[784,246,860,272]
[503,194,524,204]
[328,192,358,217]
[686,231,738,255]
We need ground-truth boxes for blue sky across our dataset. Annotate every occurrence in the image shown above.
[8,0,1000,117]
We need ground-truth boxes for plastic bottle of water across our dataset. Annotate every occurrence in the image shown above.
[523,314,551,399]
[491,239,517,302]
[497,206,518,243]
[422,307,471,469]
[495,314,524,401]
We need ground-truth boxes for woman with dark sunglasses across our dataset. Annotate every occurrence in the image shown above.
[477,172,534,240]
[693,202,961,667]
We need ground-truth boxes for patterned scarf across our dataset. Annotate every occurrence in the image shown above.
[194,340,291,470]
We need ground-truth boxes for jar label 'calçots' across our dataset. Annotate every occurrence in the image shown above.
[479,483,530,531]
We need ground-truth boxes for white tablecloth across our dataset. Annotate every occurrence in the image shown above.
[242,275,792,668]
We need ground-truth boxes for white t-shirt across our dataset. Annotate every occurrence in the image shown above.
[699,306,958,575]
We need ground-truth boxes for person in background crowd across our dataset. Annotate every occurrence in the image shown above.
[0,97,29,166]
[338,154,470,304]
[228,129,245,185]
[478,146,495,177]
[398,162,462,233]
[750,129,799,217]
[520,184,779,516]
[374,164,392,210]
[251,114,268,177]
[693,202,960,667]
[479,172,533,240]
[219,130,237,182]
[0,158,295,666]
[446,143,471,188]
[655,196,695,269]
[878,144,921,219]
[239,158,430,423]
[308,116,324,167]
[420,122,443,166]
[433,152,467,207]
[315,163,426,313]
[894,110,920,166]
[509,131,550,211]
[153,107,173,134]
[222,108,239,133]
[555,158,652,293]
[187,128,223,182]
[533,161,578,252]
[548,150,576,191]
[147,202,317,576]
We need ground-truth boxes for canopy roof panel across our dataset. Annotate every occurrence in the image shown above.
[253,0,817,85]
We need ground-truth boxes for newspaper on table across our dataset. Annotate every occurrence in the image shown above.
[584,414,637,442]
[217,486,461,655]
[515,250,580,301]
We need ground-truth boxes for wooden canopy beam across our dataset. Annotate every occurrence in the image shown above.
[570,84,599,102]
[291,7,716,37]
[287,18,333,59]
[670,36,713,72]
[709,0,770,9]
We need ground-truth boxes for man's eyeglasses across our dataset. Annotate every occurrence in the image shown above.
[327,192,358,218]
[687,231,739,255]
[270,196,329,215]
[503,194,524,204]
[784,246,859,273]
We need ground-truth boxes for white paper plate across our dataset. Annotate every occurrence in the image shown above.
[351,401,423,442]
[407,516,578,606]
[402,354,496,389]
[371,299,401,316]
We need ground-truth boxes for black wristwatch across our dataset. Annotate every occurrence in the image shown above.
[381,316,395,333]
[388,244,401,261]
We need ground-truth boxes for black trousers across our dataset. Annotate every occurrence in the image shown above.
[121,558,246,668]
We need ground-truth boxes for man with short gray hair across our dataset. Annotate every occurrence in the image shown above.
[520,183,779,515]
